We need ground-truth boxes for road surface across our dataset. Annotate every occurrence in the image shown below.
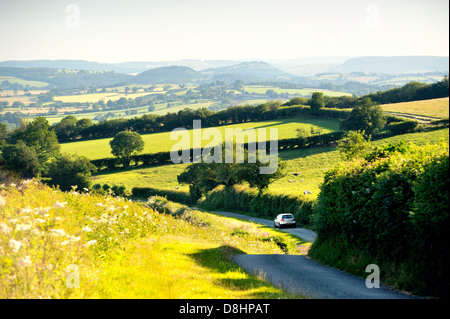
[212,210,317,243]
[211,210,419,299]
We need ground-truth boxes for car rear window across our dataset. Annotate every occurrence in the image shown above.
[282,215,294,219]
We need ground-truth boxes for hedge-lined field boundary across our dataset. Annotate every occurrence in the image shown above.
[91,131,347,172]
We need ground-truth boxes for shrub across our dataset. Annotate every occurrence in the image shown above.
[199,185,316,227]
[310,141,449,298]
[1,141,42,178]
[48,153,97,191]
[131,187,194,205]
[387,120,419,135]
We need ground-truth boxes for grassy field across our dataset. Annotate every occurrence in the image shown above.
[54,91,159,103]
[92,128,450,198]
[381,97,449,119]
[61,117,340,160]
[43,100,216,125]
[0,182,306,298]
[0,75,48,88]
[244,85,352,97]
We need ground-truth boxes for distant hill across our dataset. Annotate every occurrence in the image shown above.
[0,59,240,74]
[0,66,133,89]
[132,65,206,84]
[330,56,449,74]
[201,61,294,83]
[0,56,448,89]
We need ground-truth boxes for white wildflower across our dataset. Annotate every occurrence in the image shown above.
[60,241,69,246]
[83,188,89,192]
[15,224,32,231]
[19,207,33,214]
[35,207,51,215]
[54,217,61,221]
[82,226,92,232]
[1,222,12,235]
[67,235,81,242]
[86,240,97,246]
[71,191,79,196]
[10,183,17,187]
[31,229,42,236]
[9,239,22,253]
[53,201,68,209]
[50,229,66,237]
[94,202,104,207]
[17,256,32,268]
[0,195,6,206]
[33,218,46,224]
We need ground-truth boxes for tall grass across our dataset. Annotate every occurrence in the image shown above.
[0,181,305,298]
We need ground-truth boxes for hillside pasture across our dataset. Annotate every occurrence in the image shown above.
[54,91,157,103]
[380,97,449,119]
[60,117,340,160]
[0,75,48,88]
[244,85,352,97]
[91,128,449,198]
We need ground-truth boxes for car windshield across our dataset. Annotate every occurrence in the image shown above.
[282,215,293,219]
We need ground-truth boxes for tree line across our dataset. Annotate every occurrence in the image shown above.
[47,78,449,143]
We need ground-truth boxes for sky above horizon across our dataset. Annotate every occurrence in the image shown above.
[0,0,448,63]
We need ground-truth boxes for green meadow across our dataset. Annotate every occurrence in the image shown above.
[92,128,449,197]
[0,182,305,298]
[60,117,340,160]
[243,85,352,97]
[0,75,49,88]
[380,97,449,119]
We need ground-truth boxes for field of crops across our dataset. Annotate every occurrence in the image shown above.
[53,92,157,103]
[243,85,352,97]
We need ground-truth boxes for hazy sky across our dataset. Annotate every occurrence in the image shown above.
[0,0,448,63]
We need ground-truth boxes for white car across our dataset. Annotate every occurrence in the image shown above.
[273,214,296,229]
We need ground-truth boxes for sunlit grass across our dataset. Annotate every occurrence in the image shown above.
[381,97,449,119]
[0,182,305,299]
[90,237,299,299]
[61,117,340,160]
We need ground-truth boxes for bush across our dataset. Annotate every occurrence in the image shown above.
[387,120,419,135]
[198,185,316,227]
[1,141,42,178]
[310,141,449,298]
[132,187,194,205]
[48,153,97,191]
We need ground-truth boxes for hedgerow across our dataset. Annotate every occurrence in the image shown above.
[309,141,449,298]
[198,185,315,227]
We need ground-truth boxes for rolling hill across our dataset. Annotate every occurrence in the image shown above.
[201,61,295,83]
[132,65,206,84]
[330,56,449,74]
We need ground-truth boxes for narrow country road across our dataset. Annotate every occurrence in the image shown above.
[211,210,317,243]
[211,210,419,299]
